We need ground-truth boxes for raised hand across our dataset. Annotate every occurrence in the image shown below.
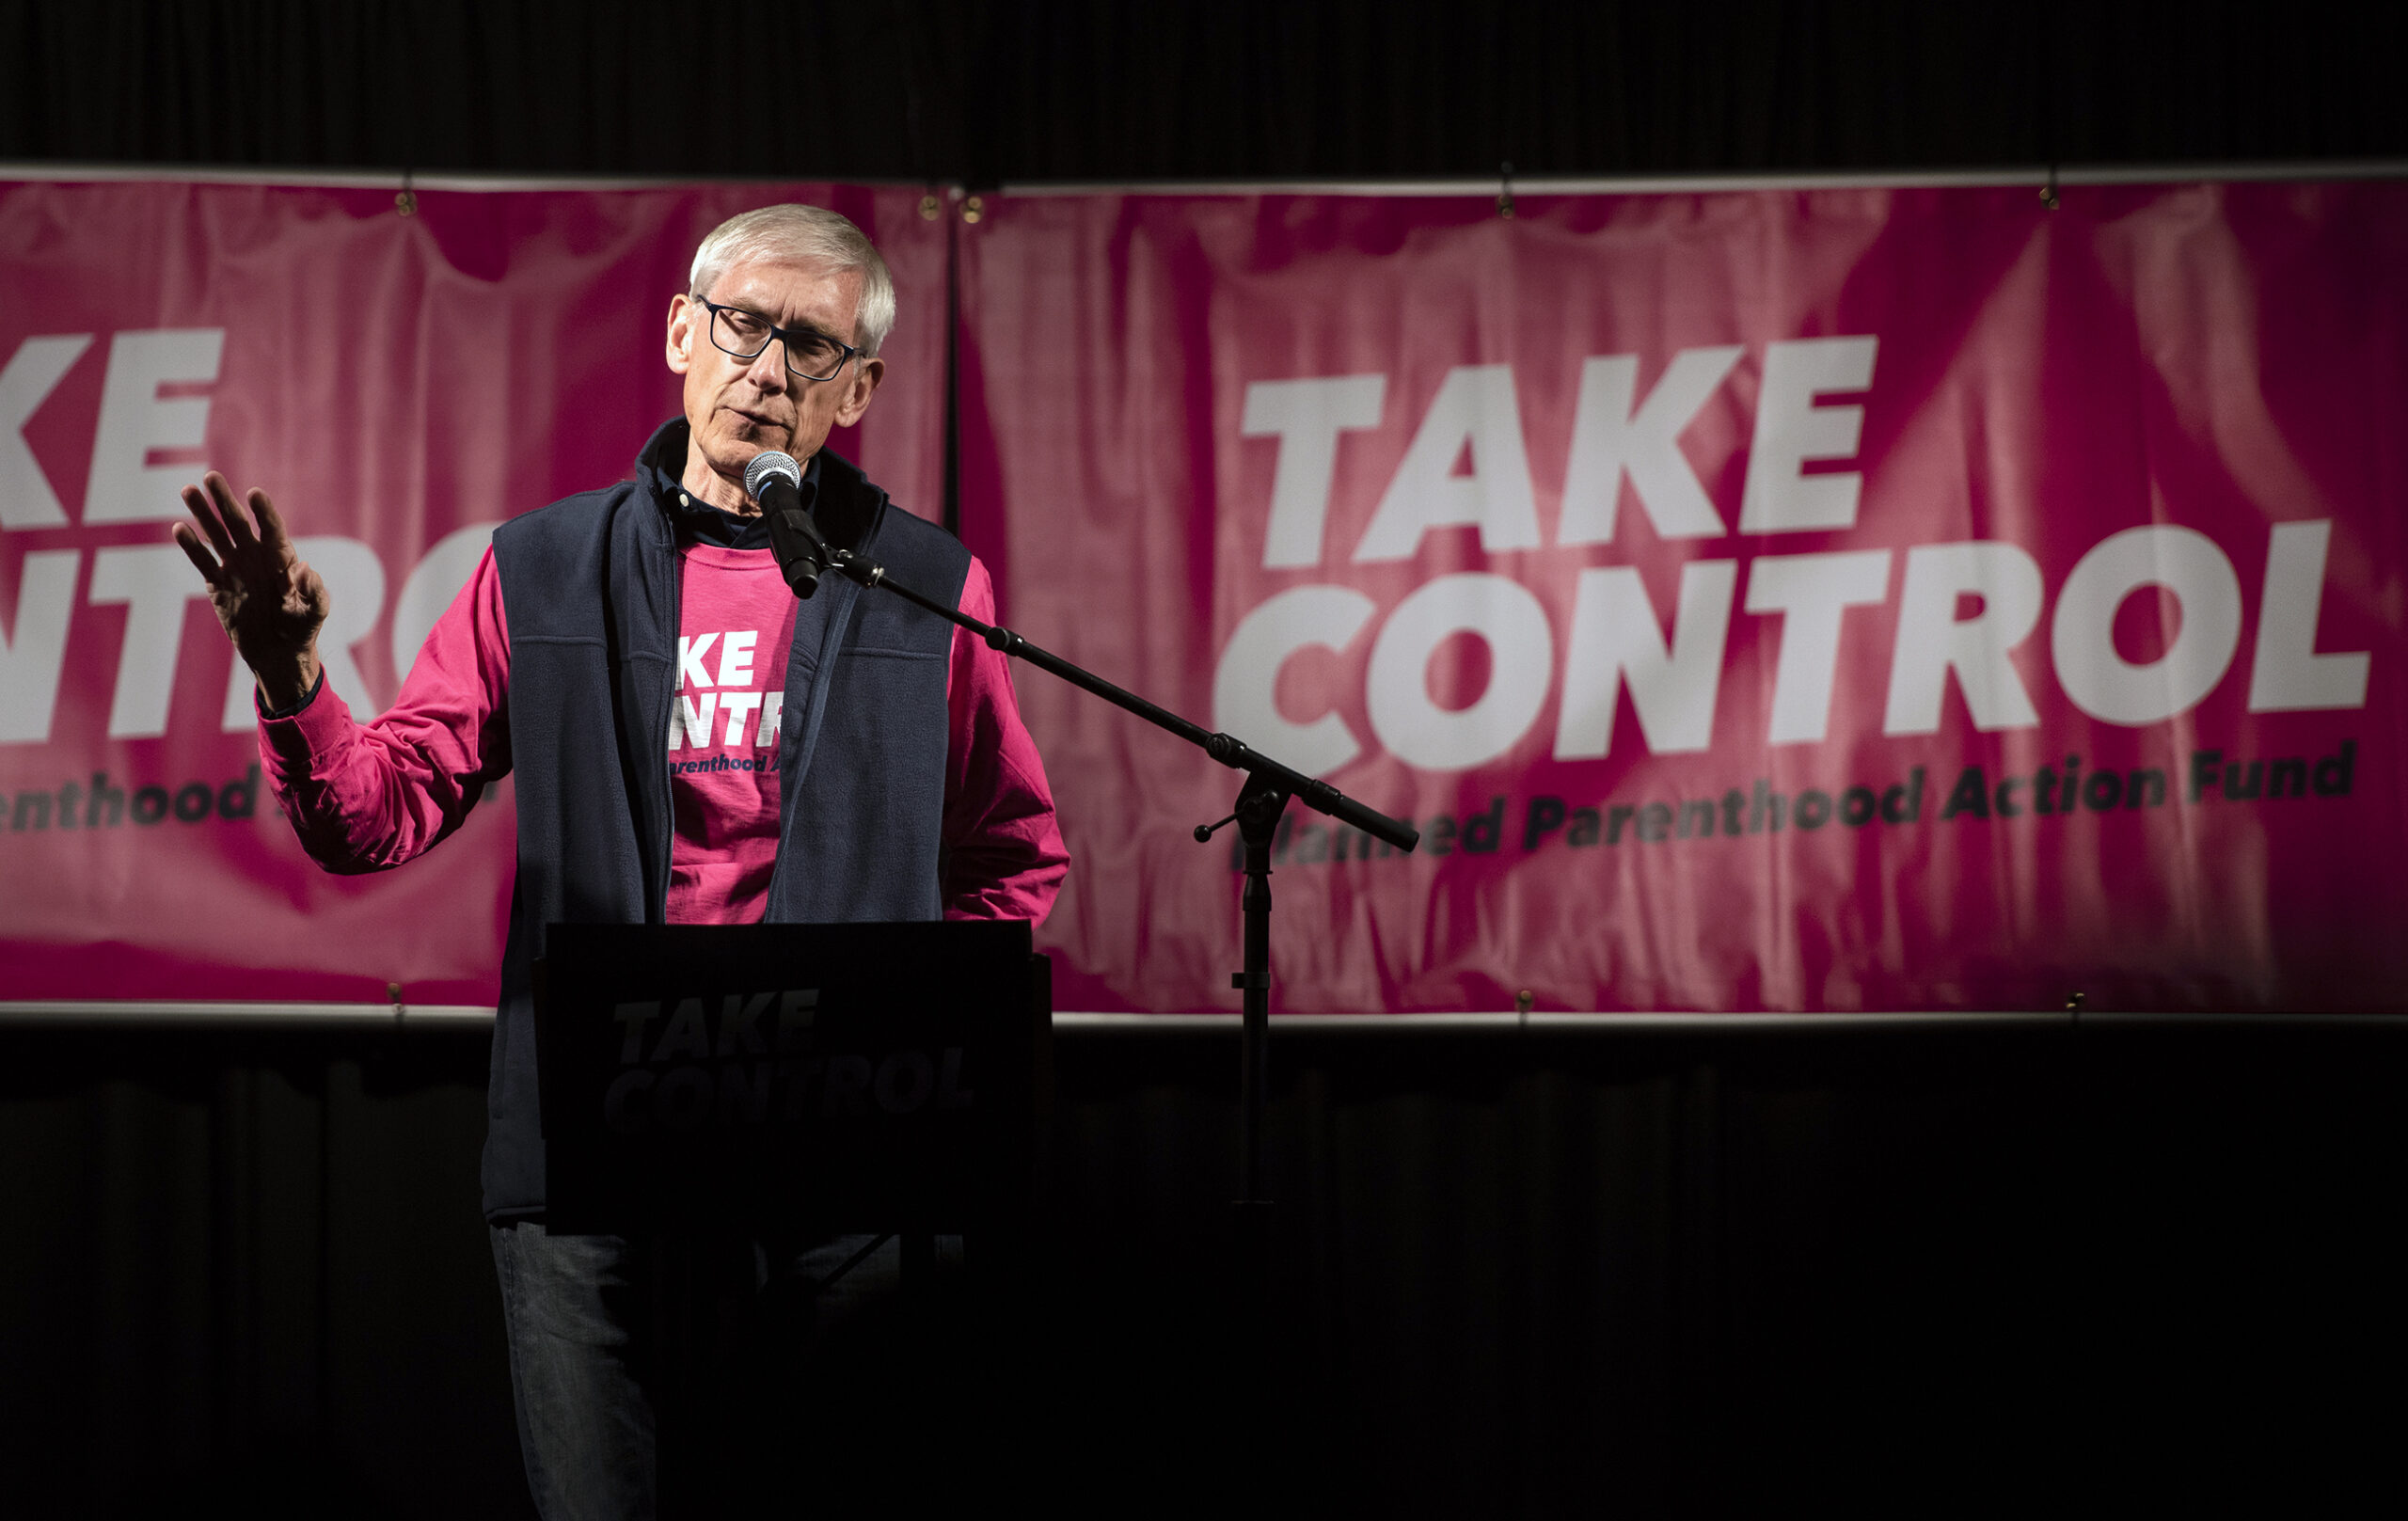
[173,471,329,712]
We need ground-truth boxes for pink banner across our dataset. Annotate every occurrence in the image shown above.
[0,178,948,1005]
[958,184,2408,1012]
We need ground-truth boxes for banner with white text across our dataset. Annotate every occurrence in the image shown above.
[0,178,948,1006]
[958,184,2408,1013]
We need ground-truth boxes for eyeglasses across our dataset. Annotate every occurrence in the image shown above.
[698,298,859,383]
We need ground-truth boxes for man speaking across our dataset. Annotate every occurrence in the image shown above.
[170,204,1069,1514]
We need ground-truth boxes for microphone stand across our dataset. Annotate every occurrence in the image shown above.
[796,531,1419,1221]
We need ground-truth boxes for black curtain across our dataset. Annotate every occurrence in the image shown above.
[10,1021,2408,1515]
[2,0,2400,182]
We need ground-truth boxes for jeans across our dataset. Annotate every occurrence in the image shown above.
[490,1223,938,1521]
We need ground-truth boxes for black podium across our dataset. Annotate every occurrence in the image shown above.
[531,920,1050,1513]
[532,918,1050,1237]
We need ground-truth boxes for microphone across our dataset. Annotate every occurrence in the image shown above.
[743,450,832,598]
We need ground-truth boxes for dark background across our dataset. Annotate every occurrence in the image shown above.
[8,1019,2406,1515]
[4,0,2403,182]
[5,3,2406,1514]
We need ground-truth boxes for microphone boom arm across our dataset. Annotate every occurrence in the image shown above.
[828,547,1418,853]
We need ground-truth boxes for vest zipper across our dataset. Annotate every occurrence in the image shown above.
[657,524,678,924]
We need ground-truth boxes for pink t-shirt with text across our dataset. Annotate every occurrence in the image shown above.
[665,542,800,922]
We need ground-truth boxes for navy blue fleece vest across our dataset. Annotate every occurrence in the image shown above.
[480,420,970,1218]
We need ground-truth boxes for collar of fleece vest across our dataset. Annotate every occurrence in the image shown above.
[636,418,883,553]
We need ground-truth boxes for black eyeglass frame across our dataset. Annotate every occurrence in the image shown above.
[697,297,861,383]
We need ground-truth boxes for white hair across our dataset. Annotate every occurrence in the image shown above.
[688,204,896,359]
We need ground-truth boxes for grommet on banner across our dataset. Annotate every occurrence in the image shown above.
[396,170,417,218]
[919,192,941,221]
[961,194,984,225]
[1497,161,1515,220]
[2039,164,2059,212]
[1514,989,1534,1019]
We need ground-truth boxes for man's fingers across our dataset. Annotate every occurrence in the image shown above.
[184,474,298,582]
[171,522,224,585]
[205,472,257,548]
[182,481,238,562]
[247,486,291,551]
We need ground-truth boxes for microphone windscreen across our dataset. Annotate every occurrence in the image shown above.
[743,450,802,500]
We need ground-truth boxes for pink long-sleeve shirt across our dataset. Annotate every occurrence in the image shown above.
[256,542,1069,925]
